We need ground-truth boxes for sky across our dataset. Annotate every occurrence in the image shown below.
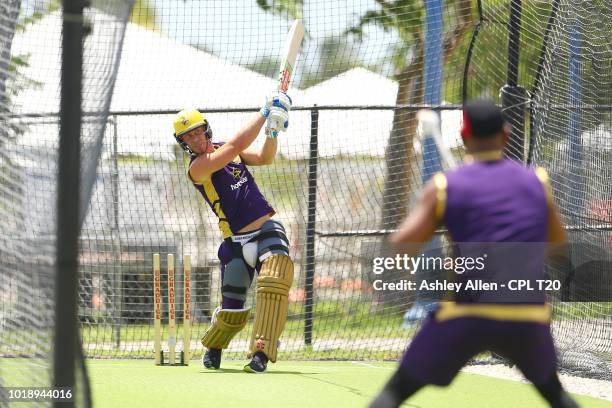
[153,0,398,80]
[19,0,399,85]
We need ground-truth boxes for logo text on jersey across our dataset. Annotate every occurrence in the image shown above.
[231,177,248,190]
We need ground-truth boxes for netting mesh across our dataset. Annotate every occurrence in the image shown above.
[529,0,611,378]
[1,0,132,404]
[1,0,610,392]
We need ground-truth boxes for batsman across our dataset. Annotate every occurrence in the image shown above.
[172,91,293,373]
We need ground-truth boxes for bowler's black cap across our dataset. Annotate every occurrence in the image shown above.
[460,99,507,138]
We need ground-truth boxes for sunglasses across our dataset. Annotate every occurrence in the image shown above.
[179,123,212,141]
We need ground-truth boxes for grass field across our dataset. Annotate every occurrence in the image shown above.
[84,359,612,408]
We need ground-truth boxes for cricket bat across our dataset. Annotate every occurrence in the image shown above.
[277,19,305,92]
[417,109,457,169]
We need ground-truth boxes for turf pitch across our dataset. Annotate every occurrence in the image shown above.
[84,359,611,408]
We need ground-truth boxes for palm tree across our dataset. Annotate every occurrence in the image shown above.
[255,0,473,229]
[346,0,473,229]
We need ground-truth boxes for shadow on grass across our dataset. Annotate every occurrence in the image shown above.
[199,368,324,375]
[288,374,423,407]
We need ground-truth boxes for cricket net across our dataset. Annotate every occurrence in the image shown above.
[1,0,132,405]
[1,0,609,389]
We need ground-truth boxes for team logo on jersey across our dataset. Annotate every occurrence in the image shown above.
[231,168,242,179]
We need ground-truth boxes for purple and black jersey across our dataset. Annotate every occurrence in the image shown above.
[433,152,553,321]
[442,155,548,242]
[394,102,564,391]
[397,154,559,386]
[189,142,275,238]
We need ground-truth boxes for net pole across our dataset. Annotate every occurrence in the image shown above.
[567,22,584,217]
[422,0,443,182]
[54,0,84,405]
[304,106,318,346]
[407,0,445,321]
[462,0,483,102]
[527,0,561,165]
[506,0,522,89]
[502,0,527,161]
[111,116,122,349]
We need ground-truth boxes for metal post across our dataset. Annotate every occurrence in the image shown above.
[502,0,527,161]
[567,22,584,218]
[54,0,84,405]
[527,0,560,164]
[462,0,483,102]
[111,115,122,349]
[304,107,318,345]
[422,0,444,182]
[405,0,444,323]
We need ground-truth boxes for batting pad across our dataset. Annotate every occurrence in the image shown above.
[248,254,294,363]
[201,307,250,349]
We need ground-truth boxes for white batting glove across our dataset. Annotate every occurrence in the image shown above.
[266,110,289,138]
[264,92,292,138]
[260,91,292,118]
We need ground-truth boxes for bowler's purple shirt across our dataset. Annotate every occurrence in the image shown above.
[443,157,548,242]
[435,153,552,310]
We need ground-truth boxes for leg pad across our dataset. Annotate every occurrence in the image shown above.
[201,307,250,349]
[248,254,294,363]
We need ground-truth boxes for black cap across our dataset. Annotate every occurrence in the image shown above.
[460,99,506,138]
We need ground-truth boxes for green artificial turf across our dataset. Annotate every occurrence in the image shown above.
[81,359,612,408]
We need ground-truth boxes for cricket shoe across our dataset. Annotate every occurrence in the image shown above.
[203,348,222,369]
[243,352,268,373]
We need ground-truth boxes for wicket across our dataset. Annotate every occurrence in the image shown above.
[153,253,191,366]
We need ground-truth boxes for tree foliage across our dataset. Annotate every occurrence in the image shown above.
[245,55,279,79]
[253,1,610,226]
[256,0,303,19]
[343,0,473,232]
[3,0,55,139]
[129,0,158,31]
[301,36,375,88]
